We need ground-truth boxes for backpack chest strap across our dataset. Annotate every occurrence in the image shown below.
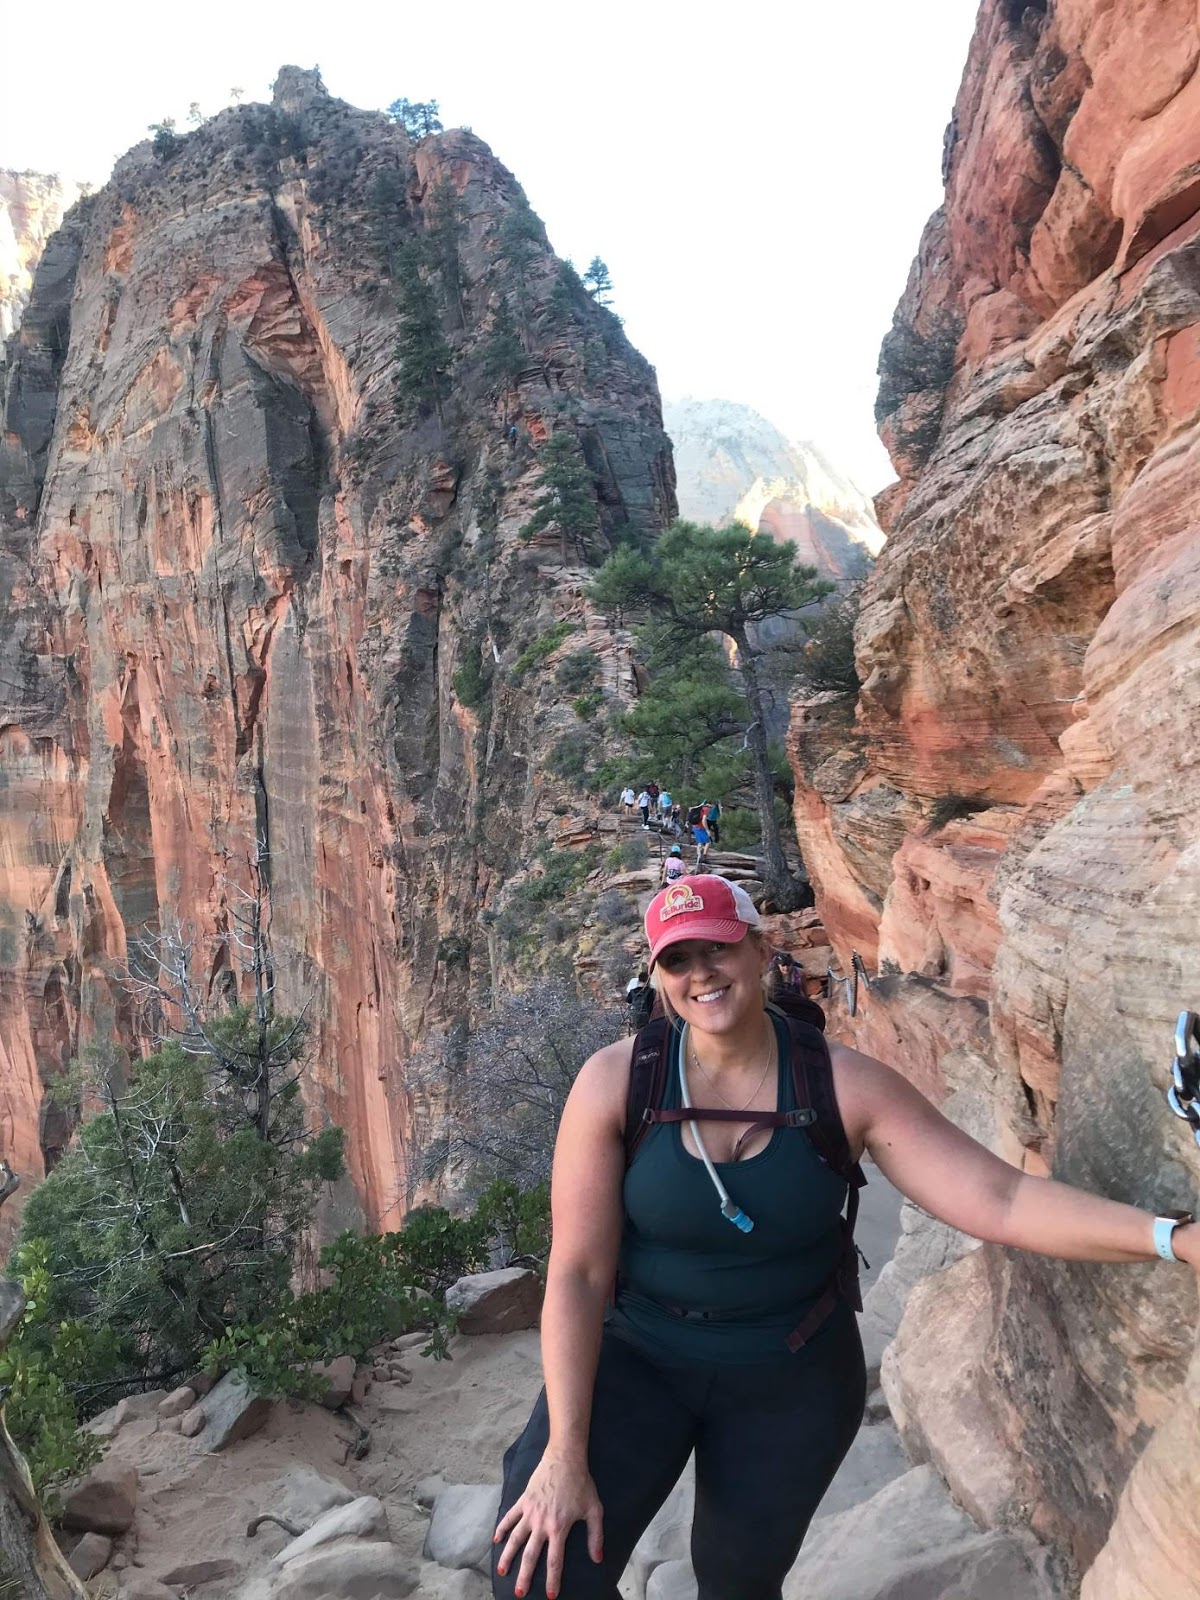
[642,1106,817,1128]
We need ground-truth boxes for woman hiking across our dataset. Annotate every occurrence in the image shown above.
[492,874,1199,1600]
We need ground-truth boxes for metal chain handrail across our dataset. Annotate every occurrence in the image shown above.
[1169,1011,1200,1148]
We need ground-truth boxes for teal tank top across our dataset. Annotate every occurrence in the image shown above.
[611,1014,849,1364]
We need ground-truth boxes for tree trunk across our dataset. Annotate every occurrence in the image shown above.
[733,632,805,911]
[0,1173,87,1600]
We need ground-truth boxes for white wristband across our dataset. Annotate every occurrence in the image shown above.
[1153,1215,1192,1262]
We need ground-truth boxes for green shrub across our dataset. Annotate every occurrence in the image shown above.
[572,690,604,721]
[555,649,601,694]
[793,588,862,696]
[452,650,490,710]
[606,835,648,871]
[546,732,591,779]
[473,1180,551,1267]
[513,621,575,677]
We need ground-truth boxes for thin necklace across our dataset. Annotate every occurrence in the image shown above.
[689,1025,775,1112]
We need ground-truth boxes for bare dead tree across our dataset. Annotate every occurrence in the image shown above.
[0,1165,87,1600]
[409,982,625,1194]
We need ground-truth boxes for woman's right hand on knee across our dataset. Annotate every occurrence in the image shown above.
[494,1450,604,1598]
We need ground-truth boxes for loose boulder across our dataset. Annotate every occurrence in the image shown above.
[423,1484,503,1571]
[68,1531,113,1580]
[259,1463,357,1529]
[200,1370,272,1451]
[273,1496,389,1567]
[312,1354,356,1409]
[157,1384,197,1420]
[60,1462,138,1535]
[179,1403,207,1437]
[269,1540,418,1599]
[158,1557,241,1585]
[444,1268,542,1334]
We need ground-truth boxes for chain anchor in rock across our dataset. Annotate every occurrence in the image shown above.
[1169,1011,1200,1148]
[823,951,874,1017]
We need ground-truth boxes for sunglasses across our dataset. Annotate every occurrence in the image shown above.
[655,940,738,975]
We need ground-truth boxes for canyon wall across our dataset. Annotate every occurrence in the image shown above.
[790,1,1200,1593]
[0,69,673,1245]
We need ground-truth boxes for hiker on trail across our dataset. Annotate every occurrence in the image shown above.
[493,873,1200,1600]
[657,789,672,821]
[705,797,721,845]
[659,844,686,888]
[646,782,660,816]
[636,790,651,828]
[620,786,636,816]
[690,810,711,871]
[623,968,654,1032]
[668,801,682,838]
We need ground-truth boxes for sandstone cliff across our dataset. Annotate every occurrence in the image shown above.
[0,69,674,1245]
[664,396,883,583]
[790,2,1200,1594]
[0,170,85,346]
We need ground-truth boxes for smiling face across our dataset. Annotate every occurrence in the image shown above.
[653,933,771,1036]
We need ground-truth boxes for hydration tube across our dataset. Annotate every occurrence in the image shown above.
[677,1022,755,1233]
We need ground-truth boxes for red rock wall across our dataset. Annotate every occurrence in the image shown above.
[790,3,1200,1593]
[0,71,674,1247]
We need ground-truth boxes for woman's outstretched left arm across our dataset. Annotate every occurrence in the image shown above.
[831,1044,1199,1273]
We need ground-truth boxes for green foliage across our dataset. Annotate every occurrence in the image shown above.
[926,794,983,833]
[393,238,452,421]
[388,97,443,138]
[582,256,613,305]
[572,690,604,721]
[148,119,180,159]
[512,620,575,677]
[496,201,544,339]
[0,1242,104,1505]
[473,1180,551,1267]
[475,462,504,537]
[436,932,471,967]
[367,167,407,274]
[546,732,591,778]
[520,432,599,555]
[426,178,467,323]
[620,632,745,788]
[452,644,490,711]
[606,834,649,871]
[792,586,862,696]
[554,649,601,694]
[481,296,526,389]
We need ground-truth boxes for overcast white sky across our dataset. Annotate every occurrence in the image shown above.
[3,1,977,492]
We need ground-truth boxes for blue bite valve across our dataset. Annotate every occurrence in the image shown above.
[721,1201,755,1234]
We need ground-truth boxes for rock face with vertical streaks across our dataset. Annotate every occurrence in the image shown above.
[0,68,674,1246]
[788,3,1200,1596]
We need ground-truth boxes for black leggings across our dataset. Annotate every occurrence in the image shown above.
[492,1313,866,1600]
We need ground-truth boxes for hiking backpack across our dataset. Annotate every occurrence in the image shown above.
[623,988,866,1351]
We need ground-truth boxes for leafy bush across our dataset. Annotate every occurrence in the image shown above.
[793,588,862,696]
[513,621,575,677]
[546,732,591,779]
[592,888,634,929]
[926,794,983,832]
[452,648,490,711]
[572,690,604,721]
[606,834,648,871]
[474,1180,551,1267]
[555,649,601,694]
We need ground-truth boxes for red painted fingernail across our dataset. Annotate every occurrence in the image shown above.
[497,1566,506,1577]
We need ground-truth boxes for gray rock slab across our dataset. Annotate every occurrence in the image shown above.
[445,1268,543,1334]
[273,1496,389,1567]
[86,1389,168,1440]
[645,1560,697,1600]
[157,1556,241,1585]
[259,1463,357,1529]
[423,1483,503,1571]
[268,1539,418,1599]
[68,1531,113,1580]
[201,1369,272,1451]
[815,1419,910,1520]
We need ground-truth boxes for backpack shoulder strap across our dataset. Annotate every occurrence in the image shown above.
[624,1017,672,1166]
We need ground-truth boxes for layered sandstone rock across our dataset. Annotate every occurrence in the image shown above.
[790,1,1200,1594]
[0,68,674,1244]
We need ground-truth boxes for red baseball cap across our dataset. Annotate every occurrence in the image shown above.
[643,874,761,968]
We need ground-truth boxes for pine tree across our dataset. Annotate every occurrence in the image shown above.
[425,178,468,327]
[387,98,443,138]
[520,431,599,561]
[590,523,833,909]
[496,201,543,345]
[582,255,613,305]
[481,297,525,404]
[393,239,452,421]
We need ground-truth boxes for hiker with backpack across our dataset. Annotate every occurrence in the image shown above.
[658,844,687,888]
[492,871,1200,1600]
